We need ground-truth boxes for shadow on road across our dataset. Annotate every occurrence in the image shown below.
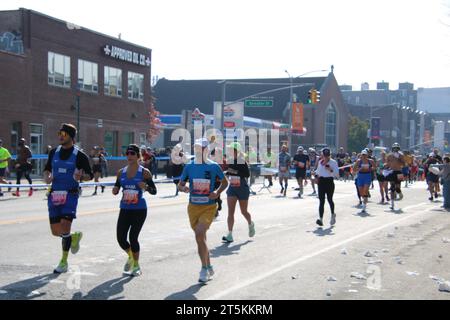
[72,276,133,300]
[312,227,335,237]
[164,283,203,300]
[0,273,61,300]
[353,211,374,218]
[210,240,252,258]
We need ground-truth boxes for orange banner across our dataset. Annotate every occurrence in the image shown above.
[292,102,304,133]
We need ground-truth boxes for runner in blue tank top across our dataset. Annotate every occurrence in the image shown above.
[43,124,93,274]
[112,144,156,277]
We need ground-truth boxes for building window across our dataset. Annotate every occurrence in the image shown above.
[140,133,147,146]
[78,59,98,93]
[355,96,360,105]
[325,104,337,147]
[48,52,71,88]
[128,72,144,101]
[104,131,118,157]
[121,132,135,155]
[104,66,122,97]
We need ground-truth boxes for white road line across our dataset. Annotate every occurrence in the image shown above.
[208,202,432,300]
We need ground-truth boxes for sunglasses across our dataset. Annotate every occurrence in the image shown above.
[126,151,137,156]
[58,131,68,137]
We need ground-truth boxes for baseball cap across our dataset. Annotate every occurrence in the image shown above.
[361,149,368,155]
[297,146,304,151]
[322,148,331,156]
[194,138,209,148]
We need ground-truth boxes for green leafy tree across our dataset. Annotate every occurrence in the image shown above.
[347,116,369,153]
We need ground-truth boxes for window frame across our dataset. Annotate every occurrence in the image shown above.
[48,51,71,88]
[128,71,144,101]
[77,59,98,93]
[104,66,123,98]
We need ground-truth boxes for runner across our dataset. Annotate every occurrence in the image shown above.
[278,144,291,197]
[0,139,12,197]
[112,144,156,276]
[293,146,310,198]
[263,147,276,187]
[385,143,406,210]
[308,148,319,195]
[424,153,440,201]
[376,151,390,204]
[315,148,339,227]
[43,124,93,273]
[13,138,33,197]
[90,146,105,195]
[403,150,413,188]
[221,142,255,243]
[353,149,375,213]
[178,138,228,283]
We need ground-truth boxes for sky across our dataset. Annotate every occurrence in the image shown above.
[2,0,450,90]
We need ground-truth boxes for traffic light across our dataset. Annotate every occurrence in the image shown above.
[314,90,320,104]
[307,89,313,104]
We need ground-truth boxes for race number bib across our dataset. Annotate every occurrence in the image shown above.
[122,189,139,205]
[229,176,241,187]
[280,166,287,172]
[382,170,392,177]
[192,179,210,195]
[397,174,404,181]
[298,162,305,169]
[51,191,68,206]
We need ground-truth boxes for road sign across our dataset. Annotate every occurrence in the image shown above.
[245,100,273,107]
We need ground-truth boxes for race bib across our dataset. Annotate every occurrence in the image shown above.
[191,196,210,204]
[298,162,305,169]
[122,189,139,205]
[280,166,287,172]
[229,176,241,187]
[397,174,404,181]
[58,168,67,174]
[382,170,392,177]
[51,191,68,206]
[192,179,210,195]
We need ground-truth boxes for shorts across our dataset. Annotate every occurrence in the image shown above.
[427,173,439,183]
[295,169,307,179]
[376,173,385,182]
[48,193,79,221]
[92,164,102,174]
[386,170,403,184]
[226,185,250,200]
[356,172,372,187]
[0,167,6,176]
[187,203,217,230]
[278,170,290,179]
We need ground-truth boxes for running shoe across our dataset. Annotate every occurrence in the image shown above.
[12,191,20,197]
[198,267,210,283]
[131,264,142,277]
[28,188,33,197]
[310,191,317,196]
[429,196,434,201]
[397,192,403,200]
[123,257,133,273]
[435,193,439,199]
[283,188,287,197]
[298,192,302,198]
[280,187,284,195]
[207,265,215,277]
[53,260,68,274]
[70,231,83,254]
[92,191,97,196]
[249,222,255,237]
[330,214,336,226]
[316,219,323,227]
[101,186,105,193]
[222,234,234,243]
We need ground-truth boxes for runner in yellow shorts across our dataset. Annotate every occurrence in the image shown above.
[178,138,228,284]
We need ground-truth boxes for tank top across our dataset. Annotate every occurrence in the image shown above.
[120,165,147,210]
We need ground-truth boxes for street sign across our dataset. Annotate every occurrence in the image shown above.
[245,100,273,107]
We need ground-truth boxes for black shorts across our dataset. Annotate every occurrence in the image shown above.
[376,173,385,182]
[427,173,439,183]
[49,215,74,224]
[92,164,102,174]
[295,169,307,179]
[386,170,403,184]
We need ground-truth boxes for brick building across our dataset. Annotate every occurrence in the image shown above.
[0,8,152,174]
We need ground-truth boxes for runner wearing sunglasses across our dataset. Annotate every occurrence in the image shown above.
[43,124,93,273]
[112,144,156,276]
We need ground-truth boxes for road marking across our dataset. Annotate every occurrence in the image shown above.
[208,202,431,300]
[0,199,188,226]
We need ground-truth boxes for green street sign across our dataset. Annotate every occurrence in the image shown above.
[245,100,273,107]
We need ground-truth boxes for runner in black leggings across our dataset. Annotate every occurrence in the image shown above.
[315,148,340,227]
[113,144,156,276]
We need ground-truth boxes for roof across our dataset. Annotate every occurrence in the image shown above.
[152,76,329,122]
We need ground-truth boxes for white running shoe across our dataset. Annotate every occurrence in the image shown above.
[53,260,68,274]
[198,267,210,283]
[207,265,215,277]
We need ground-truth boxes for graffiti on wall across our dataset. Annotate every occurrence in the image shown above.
[0,31,24,55]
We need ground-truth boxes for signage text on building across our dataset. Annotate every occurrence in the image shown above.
[103,45,151,67]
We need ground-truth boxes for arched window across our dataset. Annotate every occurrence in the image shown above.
[325,104,337,147]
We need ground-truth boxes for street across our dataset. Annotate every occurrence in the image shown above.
[1,178,450,300]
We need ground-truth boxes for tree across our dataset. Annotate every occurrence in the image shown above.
[147,97,162,144]
[347,116,369,153]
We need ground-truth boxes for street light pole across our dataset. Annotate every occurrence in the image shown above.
[285,70,293,155]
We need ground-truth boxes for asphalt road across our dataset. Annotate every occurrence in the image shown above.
[1,178,450,300]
